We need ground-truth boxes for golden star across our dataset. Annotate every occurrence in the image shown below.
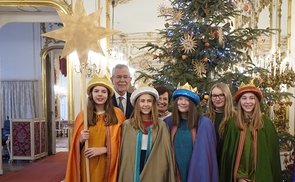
[42,0,120,64]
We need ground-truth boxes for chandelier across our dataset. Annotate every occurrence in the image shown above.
[74,62,101,77]
[113,0,131,6]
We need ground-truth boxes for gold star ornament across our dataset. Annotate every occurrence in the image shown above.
[42,0,120,64]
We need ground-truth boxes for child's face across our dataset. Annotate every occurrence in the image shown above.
[138,94,153,115]
[177,96,190,113]
[240,92,256,116]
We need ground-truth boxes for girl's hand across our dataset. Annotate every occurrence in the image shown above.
[79,129,89,143]
[84,147,107,158]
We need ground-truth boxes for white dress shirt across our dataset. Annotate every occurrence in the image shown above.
[114,91,127,114]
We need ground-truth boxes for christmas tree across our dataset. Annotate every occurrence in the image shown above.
[136,1,295,180]
[136,0,293,114]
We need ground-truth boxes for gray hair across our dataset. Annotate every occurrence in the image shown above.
[111,64,130,77]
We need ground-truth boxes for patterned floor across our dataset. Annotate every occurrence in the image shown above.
[56,137,69,149]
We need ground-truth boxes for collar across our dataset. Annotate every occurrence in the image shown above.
[114,91,127,100]
[214,109,224,113]
[95,110,105,115]
[159,110,170,117]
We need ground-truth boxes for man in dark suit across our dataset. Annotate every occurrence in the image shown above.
[111,64,134,119]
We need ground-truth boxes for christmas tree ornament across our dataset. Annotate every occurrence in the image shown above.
[239,1,251,17]
[171,10,183,23]
[273,103,280,111]
[193,9,198,15]
[243,5,249,11]
[204,42,210,47]
[213,30,219,36]
[162,57,169,63]
[193,60,207,77]
[203,57,208,62]
[167,8,173,14]
[246,41,251,47]
[153,54,158,59]
[42,0,120,64]
[199,99,207,106]
[268,101,274,106]
[182,55,187,60]
[204,3,209,15]
[209,32,215,40]
[164,23,170,28]
[181,35,197,53]
[203,94,209,100]
[279,101,285,106]
[218,27,224,47]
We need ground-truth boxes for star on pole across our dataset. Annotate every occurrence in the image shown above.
[42,0,120,64]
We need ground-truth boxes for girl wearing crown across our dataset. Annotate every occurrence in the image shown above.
[164,83,219,182]
[205,83,236,168]
[220,81,282,182]
[65,75,126,182]
[118,84,175,182]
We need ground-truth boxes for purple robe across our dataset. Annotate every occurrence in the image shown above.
[164,115,219,182]
[292,158,295,182]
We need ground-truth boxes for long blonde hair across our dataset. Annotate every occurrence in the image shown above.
[205,83,236,138]
[130,94,159,132]
[235,95,264,130]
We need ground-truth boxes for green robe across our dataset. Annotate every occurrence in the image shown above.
[220,116,282,182]
[118,119,175,182]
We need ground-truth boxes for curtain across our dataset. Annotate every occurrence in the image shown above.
[1,81,38,126]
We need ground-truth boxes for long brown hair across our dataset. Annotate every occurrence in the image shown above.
[130,94,159,132]
[205,83,236,138]
[87,87,118,126]
[171,97,199,129]
[235,94,264,130]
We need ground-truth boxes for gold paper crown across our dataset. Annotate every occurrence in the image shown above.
[239,80,255,89]
[87,74,114,96]
[138,82,148,88]
[177,82,198,93]
[234,79,263,102]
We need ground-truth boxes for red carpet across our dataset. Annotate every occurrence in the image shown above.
[0,152,68,182]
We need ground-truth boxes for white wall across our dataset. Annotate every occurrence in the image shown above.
[0,22,42,80]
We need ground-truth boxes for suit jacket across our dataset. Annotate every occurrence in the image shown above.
[112,92,134,119]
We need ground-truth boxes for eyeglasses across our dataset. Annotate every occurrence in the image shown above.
[211,94,225,100]
[113,75,130,79]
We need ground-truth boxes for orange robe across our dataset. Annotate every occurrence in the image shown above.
[65,107,125,182]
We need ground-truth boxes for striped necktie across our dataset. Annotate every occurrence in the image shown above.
[118,96,124,113]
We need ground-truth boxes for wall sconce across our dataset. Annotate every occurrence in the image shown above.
[74,63,101,77]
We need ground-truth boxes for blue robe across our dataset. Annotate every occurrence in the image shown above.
[164,115,219,182]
